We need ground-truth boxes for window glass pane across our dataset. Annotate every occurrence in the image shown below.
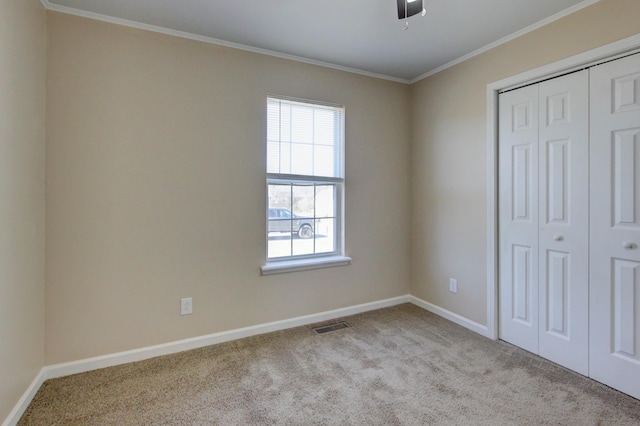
[268,234,292,258]
[268,186,291,234]
[315,185,335,218]
[315,218,335,254]
[292,185,314,217]
[292,236,315,256]
[268,185,293,259]
[268,184,291,210]
[267,182,338,259]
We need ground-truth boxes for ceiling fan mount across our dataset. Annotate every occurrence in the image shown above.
[397,0,424,20]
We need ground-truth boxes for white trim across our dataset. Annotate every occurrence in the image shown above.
[2,293,496,424]
[486,86,499,341]
[41,295,409,380]
[41,0,601,85]
[3,295,408,424]
[410,0,601,84]
[1,369,47,426]
[40,1,409,84]
[486,33,640,341]
[408,295,491,338]
[261,255,352,275]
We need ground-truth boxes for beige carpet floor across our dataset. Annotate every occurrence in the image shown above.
[19,304,640,425]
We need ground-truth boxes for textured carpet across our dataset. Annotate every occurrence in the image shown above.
[19,304,640,425]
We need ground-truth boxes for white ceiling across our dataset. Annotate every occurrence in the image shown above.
[43,0,596,82]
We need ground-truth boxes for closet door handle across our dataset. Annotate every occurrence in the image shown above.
[553,235,564,242]
[623,242,635,250]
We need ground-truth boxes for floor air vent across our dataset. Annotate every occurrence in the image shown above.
[313,322,349,334]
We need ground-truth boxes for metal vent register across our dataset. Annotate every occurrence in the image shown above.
[313,322,349,334]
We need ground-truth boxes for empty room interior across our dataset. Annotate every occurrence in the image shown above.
[3,0,640,424]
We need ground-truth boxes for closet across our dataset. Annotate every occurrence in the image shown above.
[498,53,640,399]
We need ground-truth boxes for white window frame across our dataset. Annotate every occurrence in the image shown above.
[261,96,351,275]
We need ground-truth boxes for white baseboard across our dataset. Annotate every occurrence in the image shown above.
[3,294,410,425]
[43,295,411,380]
[2,369,47,426]
[5,293,492,425]
[408,295,491,338]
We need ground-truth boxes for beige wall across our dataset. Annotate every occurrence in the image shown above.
[410,0,640,325]
[45,12,412,364]
[0,0,46,421]
[7,1,638,414]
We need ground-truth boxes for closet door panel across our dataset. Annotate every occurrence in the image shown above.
[538,71,589,375]
[590,53,640,399]
[499,85,539,353]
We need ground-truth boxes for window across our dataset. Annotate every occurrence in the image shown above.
[262,97,350,274]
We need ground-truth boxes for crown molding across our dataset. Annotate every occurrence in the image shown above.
[40,0,411,84]
[410,0,602,83]
[40,0,602,84]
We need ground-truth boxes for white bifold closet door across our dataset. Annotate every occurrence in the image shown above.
[499,70,589,375]
[589,53,640,398]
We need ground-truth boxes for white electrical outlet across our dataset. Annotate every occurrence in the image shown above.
[449,278,458,294]
[180,297,193,315]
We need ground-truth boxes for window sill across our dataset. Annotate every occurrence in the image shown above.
[261,255,352,275]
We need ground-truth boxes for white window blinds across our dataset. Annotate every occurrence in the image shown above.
[267,98,344,179]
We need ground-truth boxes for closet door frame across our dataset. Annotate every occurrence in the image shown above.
[485,34,640,341]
